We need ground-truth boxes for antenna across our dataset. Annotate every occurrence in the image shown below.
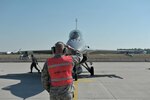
[75,18,78,29]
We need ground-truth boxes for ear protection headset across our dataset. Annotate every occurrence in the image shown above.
[51,46,56,53]
[51,42,66,54]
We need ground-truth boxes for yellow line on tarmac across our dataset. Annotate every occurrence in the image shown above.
[74,80,78,100]
[78,79,94,83]
[73,79,94,100]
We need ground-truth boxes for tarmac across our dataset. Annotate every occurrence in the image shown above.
[0,62,150,100]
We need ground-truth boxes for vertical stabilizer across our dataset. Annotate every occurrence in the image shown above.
[75,18,78,30]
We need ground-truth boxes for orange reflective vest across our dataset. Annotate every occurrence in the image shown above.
[47,56,73,87]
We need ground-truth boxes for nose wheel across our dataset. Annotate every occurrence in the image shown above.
[73,66,78,81]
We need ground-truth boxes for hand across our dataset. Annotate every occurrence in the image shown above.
[65,45,74,50]
[76,51,82,56]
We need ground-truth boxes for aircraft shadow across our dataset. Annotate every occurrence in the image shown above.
[0,72,44,100]
[78,74,123,79]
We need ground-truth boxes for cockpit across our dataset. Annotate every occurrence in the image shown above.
[67,29,85,52]
[69,30,81,40]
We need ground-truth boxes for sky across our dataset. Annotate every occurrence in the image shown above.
[0,0,150,52]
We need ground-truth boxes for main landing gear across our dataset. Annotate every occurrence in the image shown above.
[73,62,94,81]
[73,54,94,81]
[82,61,94,76]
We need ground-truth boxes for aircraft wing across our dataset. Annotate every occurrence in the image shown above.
[19,50,52,54]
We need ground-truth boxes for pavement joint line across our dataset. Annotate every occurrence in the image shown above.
[98,80,118,100]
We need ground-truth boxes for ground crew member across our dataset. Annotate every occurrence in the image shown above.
[30,54,40,73]
[41,41,80,100]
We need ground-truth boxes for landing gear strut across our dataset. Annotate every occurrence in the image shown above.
[73,62,94,81]
[82,62,94,76]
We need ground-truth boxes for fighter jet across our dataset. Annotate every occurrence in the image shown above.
[66,19,94,81]
[18,19,94,81]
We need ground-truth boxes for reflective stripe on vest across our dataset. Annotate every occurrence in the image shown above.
[51,76,72,82]
[48,62,71,68]
[48,56,73,87]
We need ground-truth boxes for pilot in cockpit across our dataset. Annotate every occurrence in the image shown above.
[70,31,79,39]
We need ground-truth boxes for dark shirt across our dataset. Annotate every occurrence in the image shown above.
[31,57,37,64]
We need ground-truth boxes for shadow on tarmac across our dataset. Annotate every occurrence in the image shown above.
[0,72,44,100]
[78,74,123,79]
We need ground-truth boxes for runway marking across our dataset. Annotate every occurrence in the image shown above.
[73,78,94,100]
[74,81,78,100]
[78,79,94,83]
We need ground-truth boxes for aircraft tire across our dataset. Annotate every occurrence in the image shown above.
[75,73,78,81]
[90,66,94,76]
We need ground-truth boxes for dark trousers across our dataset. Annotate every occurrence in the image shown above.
[30,63,40,72]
